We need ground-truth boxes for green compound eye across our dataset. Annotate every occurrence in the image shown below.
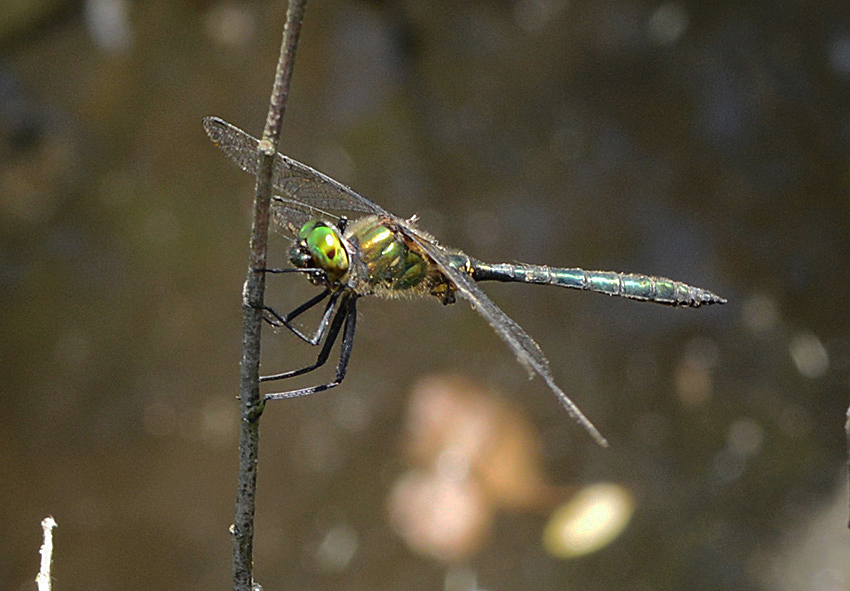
[298,220,323,240]
[299,221,349,281]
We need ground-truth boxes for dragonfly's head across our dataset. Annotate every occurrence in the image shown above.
[290,220,349,284]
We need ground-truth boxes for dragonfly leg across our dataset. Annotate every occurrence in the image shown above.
[262,296,358,400]
[254,265,330,289]
[261,289,339,345]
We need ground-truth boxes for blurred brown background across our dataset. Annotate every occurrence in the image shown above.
[2,1,849,590]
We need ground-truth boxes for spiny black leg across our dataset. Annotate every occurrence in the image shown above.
[262,289,329,326]
[262,290,339,345]
[254,266,329,290]
[262,296,358,400]
[260,293,350,383]
[256,267,326,279]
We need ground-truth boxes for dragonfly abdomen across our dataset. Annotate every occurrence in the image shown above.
[462,257,726,308]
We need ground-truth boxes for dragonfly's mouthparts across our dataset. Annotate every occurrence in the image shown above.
[289,243,313,269]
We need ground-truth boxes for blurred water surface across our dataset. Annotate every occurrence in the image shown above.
[1,1,849,590]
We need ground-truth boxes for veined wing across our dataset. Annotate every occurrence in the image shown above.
[203,117,389,218]
[402,224,609,447]
[205,116,607,445]
[270,196,343,236]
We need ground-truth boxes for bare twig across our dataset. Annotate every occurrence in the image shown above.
[846,404,850,529]
[36,516,57,591]
[233,2,309,591]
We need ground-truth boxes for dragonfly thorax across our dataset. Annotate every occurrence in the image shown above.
[290,220,350,284]
[344,216,435,297]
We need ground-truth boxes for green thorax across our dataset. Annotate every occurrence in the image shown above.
[344,216,430,292]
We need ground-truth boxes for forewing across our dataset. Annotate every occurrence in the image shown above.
[270,196,339,237]
[404,226,608,447]
[204,116,607,445]
[203,117,388,217]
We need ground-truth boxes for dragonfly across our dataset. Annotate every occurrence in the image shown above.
[203,116,726,447]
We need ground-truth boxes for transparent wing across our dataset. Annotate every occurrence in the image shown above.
[270,196,341,236]
[204,115,606,445]
[203,116,389,219]
[403,225,608,447]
